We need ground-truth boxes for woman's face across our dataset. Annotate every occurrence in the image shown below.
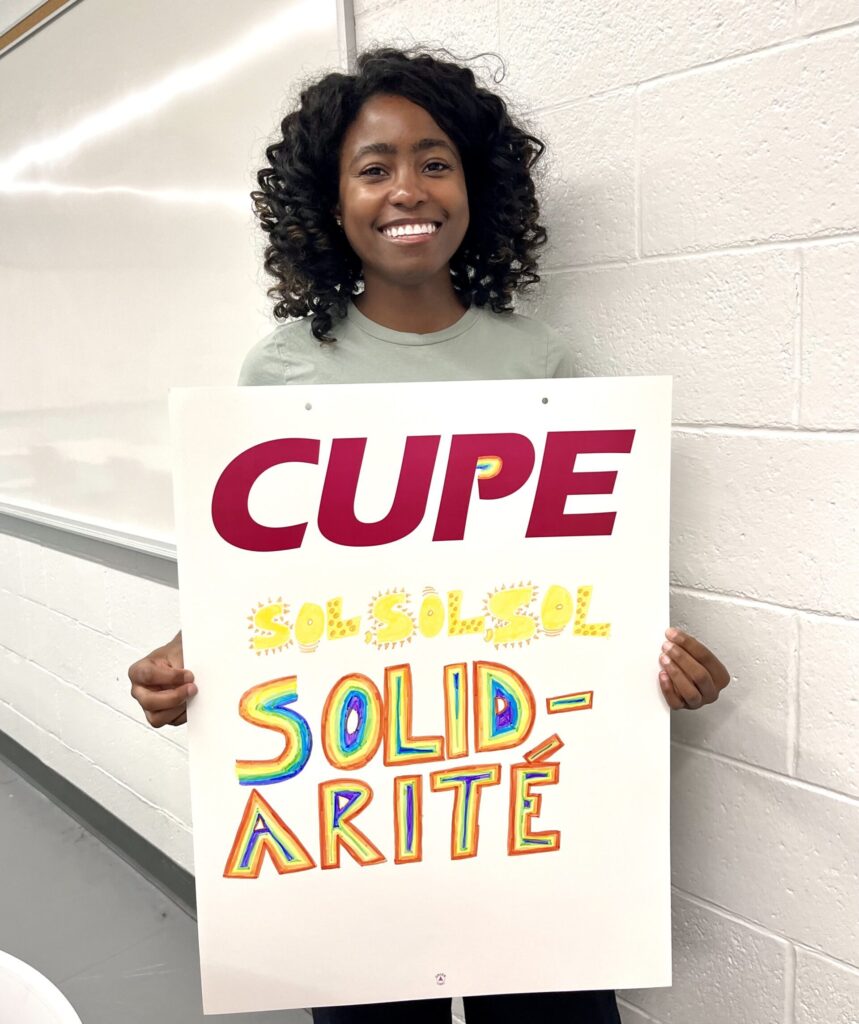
[337,94,470,288]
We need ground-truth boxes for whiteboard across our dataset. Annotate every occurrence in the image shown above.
[0,0,347,553]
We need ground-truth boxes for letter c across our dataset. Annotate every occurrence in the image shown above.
[211,438,319,552]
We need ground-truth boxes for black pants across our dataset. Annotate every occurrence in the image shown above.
[313,990,621,1023]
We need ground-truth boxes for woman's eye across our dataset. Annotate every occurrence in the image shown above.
[424,161,450,172]
[360,165,386,177]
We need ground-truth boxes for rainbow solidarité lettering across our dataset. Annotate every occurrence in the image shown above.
[224,658,597,879]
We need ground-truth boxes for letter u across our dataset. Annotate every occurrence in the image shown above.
[317,436,440,547]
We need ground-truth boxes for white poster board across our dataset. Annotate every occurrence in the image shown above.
[171,376,672,1015]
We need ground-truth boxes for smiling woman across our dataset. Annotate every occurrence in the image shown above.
[251,47,548,341]
[129,41,731,1024]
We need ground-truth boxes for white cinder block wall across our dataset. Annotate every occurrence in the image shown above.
[1,2,857,1021]
[0,541,190,857]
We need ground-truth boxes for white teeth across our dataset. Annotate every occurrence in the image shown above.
[382,223,439,238]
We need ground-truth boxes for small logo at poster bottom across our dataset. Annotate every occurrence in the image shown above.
[435,973,446,986]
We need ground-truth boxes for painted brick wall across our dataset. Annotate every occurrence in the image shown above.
[1,2,857,1022]
[352,2,859,1021]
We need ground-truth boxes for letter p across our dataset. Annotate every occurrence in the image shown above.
[433,433,535,541]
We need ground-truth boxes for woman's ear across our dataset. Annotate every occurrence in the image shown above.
[333,205,342,226]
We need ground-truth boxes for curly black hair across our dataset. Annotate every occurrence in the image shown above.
[251,47,548,342]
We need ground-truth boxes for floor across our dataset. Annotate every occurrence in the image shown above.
[0,755,309,1023]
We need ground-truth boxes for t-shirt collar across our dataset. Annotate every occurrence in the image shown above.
[345,300,479,346]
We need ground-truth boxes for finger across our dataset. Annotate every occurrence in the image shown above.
[665,628,730,690]
[163,634,185,671]
[131,682,196,714]
[129,661,194,690]
[146,706,188,728]
[659,671,687,710]
[659,654,704,709]
[661,641,718,703]
[664,627,710,661]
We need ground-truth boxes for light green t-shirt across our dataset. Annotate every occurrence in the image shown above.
[238,301,574,386]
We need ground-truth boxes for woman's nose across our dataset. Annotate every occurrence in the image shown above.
[388,168,427,205]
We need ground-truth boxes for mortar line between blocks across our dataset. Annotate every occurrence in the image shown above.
[670,740,859,806]
[13,591,143,645]
[539,231,859,271]
[633,86,641,259]
[0,641,189,755]
[793,247,804,426]
[355,0,402,20]
[0,698,191,829]
[785,942,797,1024]
[87,758,192,830]
[669,885,794,943]
[788,615,801,777]
[790,944,859,975]
[529,19,859,111]
[669,584,859,623]
[671,886,859,974]
[671,424,859,438]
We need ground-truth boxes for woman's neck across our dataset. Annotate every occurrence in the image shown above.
[353,272,468,334]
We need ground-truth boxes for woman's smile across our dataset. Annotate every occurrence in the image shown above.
[378,219,442,243]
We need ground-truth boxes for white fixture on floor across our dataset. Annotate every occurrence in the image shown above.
[0,950,83,1024]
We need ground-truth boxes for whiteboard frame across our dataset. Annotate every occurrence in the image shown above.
[0,0,83,60]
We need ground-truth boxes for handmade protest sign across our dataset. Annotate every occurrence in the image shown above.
[170,376,672,1015]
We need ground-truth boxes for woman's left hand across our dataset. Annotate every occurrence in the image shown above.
[658,627,730,710]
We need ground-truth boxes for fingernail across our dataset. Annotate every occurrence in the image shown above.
[666,627,678,639]
[188,684,198,697]
[661,641,673,652]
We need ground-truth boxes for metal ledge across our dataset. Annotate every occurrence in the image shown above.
[0,502,177,587]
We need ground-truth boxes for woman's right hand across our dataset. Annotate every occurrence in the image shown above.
[128,632,196,728]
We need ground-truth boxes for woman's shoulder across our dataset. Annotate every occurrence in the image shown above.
[482,307,557,339]
[480,307,575,378]
[237,316,317,386]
